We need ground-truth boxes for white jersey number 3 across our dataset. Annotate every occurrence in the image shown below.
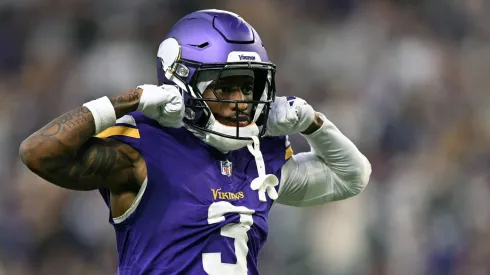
[202,201,255,275]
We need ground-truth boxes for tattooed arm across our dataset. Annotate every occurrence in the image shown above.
[19,89,145,192]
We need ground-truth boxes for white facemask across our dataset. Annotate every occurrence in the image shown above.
[203,116,259,152]
[190,69,261,152]
[185,68,278,202]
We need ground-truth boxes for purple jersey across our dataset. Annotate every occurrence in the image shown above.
[96,112,292,275]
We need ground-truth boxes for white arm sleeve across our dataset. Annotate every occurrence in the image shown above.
[276,113,372,207]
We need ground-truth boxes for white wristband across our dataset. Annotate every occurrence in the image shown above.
[83,96,117,135]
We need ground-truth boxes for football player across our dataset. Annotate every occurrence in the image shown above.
[19,9,371,275]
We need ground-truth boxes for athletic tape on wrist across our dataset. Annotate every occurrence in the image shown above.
[82,96,117,135]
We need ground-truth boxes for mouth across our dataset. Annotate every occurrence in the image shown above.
[219,115,251,127]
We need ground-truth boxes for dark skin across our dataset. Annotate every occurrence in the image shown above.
[19,89,146,217]
[19,76,322,218]
[203,75,255,127]
[203,75,323,133]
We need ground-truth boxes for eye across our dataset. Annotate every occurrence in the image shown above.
[214,85,253,96]
[241,85,254,95]
[215,87,230,94]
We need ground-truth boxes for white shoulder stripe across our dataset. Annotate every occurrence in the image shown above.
[116,115,137,127]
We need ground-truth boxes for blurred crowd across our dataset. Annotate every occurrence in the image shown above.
[1,0,490,274]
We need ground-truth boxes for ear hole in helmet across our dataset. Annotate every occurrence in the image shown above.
[184,95,212,128]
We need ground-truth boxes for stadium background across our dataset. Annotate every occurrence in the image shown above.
[1,0,489,274]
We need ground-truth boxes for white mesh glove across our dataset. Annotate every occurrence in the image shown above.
[266,96,315,136]
[137,84,185,128]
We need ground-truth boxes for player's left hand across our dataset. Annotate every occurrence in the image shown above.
[266,96,315,136]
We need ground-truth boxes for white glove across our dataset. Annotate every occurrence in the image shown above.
[266,96,315,136]
[137,84,185,128]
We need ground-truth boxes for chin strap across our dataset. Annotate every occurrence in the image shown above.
[247,136,279,202]
[187,122,278,202]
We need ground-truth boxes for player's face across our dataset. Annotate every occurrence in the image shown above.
[202,75,254,127]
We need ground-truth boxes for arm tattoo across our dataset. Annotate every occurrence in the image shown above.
[20,89,143,191]
[40,107,93,138]
[110,89,141,118]
[110,88,140,105]
[33,139,136,191]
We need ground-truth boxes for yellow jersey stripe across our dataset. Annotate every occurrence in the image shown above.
[285,146,294,160]
[96,126,140,139]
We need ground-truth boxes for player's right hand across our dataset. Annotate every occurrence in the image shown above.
[136,84,185,128]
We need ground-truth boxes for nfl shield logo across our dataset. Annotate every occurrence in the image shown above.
[220,160,233,177]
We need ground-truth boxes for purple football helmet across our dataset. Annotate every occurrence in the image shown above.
[156,9,276,141]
